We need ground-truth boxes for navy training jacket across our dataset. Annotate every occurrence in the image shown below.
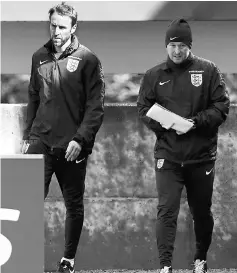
[137,53,230,165]
[23,35,105,155]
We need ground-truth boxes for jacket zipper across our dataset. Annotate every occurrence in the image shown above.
[51,55,58,152]
[180,87,184,167]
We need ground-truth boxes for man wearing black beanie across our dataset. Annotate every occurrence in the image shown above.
[137,18,230,273]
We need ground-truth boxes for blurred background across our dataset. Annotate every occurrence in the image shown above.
[1,73,237,104]
[1,1,237,104]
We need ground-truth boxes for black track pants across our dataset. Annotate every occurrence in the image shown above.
[155,159,215,267]
[26,139,87,259]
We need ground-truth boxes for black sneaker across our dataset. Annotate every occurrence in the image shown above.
[160,266,172,273]
[193,259,207,273]
[56,259,75,273]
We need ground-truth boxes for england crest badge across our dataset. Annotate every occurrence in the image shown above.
[191,74,202,87]
[67,58,80,72]
[157,159,165,169]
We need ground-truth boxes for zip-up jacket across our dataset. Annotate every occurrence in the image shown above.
[23,35,105,155]
[137,53,230,165]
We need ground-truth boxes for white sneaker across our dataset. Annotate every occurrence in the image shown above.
[193,259,207,273]
[160,266,172,273]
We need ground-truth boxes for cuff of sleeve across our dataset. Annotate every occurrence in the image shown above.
[149,118,166,131]
[23,132,30,140]
[72,135,85,148]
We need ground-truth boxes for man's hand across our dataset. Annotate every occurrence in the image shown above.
[65,140,82,162]
[21,140,30,154]
[176,119,195,135]
[160,122,175,130]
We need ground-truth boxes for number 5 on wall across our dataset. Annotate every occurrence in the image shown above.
[0,208,20,266]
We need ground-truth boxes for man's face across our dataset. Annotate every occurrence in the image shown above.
[166,42,190,64]
[50,12,76,48]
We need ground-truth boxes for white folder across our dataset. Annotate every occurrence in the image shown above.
[146,103,194,133]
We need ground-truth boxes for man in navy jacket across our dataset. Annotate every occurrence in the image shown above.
[137,18,229,273]
[22,3,105,272]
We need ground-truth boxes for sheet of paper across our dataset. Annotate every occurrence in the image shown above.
[146,103,194,133]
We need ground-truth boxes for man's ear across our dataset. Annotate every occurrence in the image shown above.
[71,23,77,34]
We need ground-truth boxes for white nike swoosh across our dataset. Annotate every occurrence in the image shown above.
[76,157,85,164]
[206,167,214,175]
[40,60,47,65]
[159,80,170,85]
[170,37,179,40]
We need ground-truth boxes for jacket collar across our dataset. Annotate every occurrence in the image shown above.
[44,34,80,58]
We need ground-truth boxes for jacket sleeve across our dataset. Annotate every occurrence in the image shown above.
[192,65,230,132]
[23,55,40,140]
[72,55,105,148]
[137,71,166,137]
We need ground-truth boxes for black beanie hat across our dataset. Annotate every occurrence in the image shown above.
[165,18,192,48]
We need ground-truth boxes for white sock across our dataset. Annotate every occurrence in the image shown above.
[61,257,74,267]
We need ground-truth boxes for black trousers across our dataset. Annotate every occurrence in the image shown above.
[155,159,215,268]
[26,139,87,259]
